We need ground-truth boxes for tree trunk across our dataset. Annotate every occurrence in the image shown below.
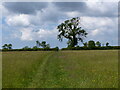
[73,35,77,47]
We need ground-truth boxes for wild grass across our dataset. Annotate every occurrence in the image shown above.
[0,52,2,89]
[2,50,118,88]
[2,51,53,88]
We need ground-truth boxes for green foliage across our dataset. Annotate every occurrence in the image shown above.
[8,44,12,49]
[96,41,101,47]
[57,17,88,47]
[83,42,88,47]
[46,44,50,48]
[36,41,50,49]
[33,46,38,51]
[106,42,109,47]
[54,46,59,51]
[88,40,95,49]
[2,44,12,50]
[61,46,120,50]
[36,40,40,48]
[40,41,47,48]
[22,46,31,51]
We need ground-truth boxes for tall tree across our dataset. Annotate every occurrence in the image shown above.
[96,41,101,47]
[57,17,88,47]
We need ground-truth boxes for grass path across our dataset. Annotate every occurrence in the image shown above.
[27,52,56,88]
[27,50,118,88]
[27,52,70,88]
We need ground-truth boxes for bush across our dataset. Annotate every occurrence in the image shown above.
[61,46,120,50]
[2,46,120,51]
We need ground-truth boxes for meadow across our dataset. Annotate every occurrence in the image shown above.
[0,52,2,89]
[2,50,118,88]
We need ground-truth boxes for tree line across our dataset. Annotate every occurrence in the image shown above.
[62,40,120,50]
[2,41,59,51]
[1,17,120,51]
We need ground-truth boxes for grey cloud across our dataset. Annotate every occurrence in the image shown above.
[3,2,48,14]
[3,2,118,17]
[53,2,87,12]
[53,2,117,17]
[29,3,65,26]
[87,3,118,17]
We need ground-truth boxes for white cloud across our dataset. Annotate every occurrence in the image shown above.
[66,11,80,17]
[79,16,118,45]
[37,29,57,38]
[91,29,101,36]
[6,14,30,26]
[86,2,107,13]
[20,28,33,41]
[80,16,117,30]
[20,27,58,41]
[86,2,118,17]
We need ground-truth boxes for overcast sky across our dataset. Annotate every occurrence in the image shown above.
[1,1,119,49]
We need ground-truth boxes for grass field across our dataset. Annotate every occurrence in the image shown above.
[0,52,2,89]
[2,50,118,88]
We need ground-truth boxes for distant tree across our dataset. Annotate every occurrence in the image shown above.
[88,40,95,48]
[33,46,37,48]
[96,41,101,47]
[40,41,46,48]
[33,46,38,50]
[46,44,50,48]
[2,44,12,50]
[39,41,50,49]
[4,44,8,49]
[2,46,5,49]
[36,40,40,48]
[2,44,7,49]
[4,44,8,47]
[23,46,29,49]
[55,46,59,51]
[83,42,87,47]
[57,17,88,47]
[106,42,109,47]
[7,44,12,49]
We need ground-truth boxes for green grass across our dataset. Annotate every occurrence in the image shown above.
[2,51,53,88]
[2,50,118,88]
[0,52,2,89]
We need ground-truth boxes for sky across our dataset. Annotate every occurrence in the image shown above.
[0,0,119,49]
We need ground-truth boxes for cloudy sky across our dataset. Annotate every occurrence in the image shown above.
[1,0,119,49]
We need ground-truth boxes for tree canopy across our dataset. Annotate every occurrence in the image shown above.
[2,44,12,50]
[88,40,95,48]
[57,17,88,47]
